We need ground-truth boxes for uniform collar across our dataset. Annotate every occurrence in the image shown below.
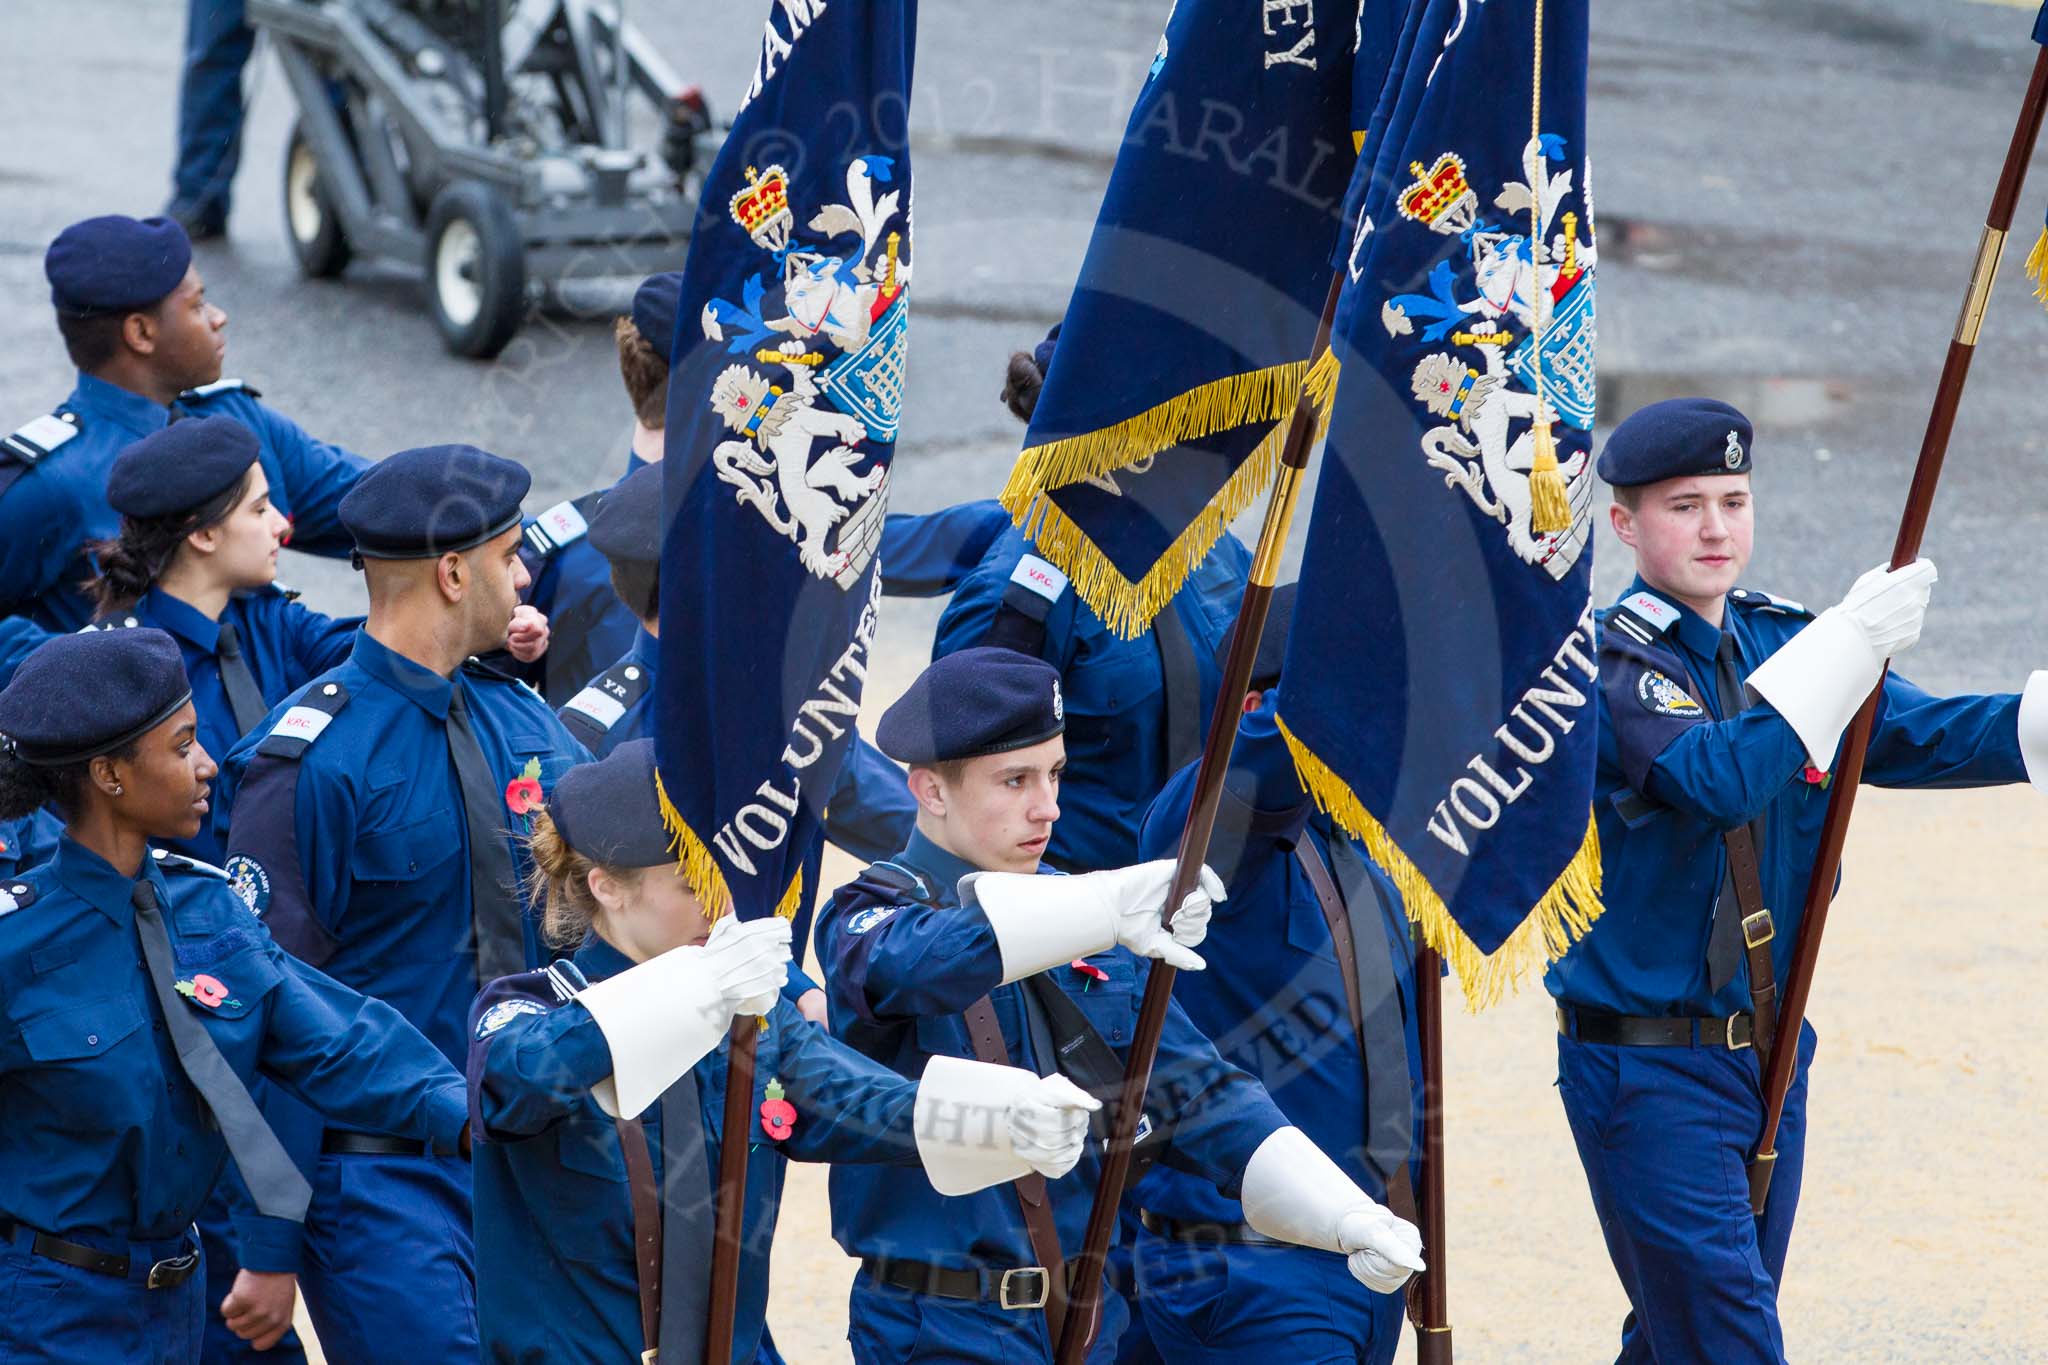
[896,829,984,905]
[629,628,659,669]
[68,371,171,439]
[1623,575,1728,663]
[138,587,221,654]
[52,835,164,927]
[351,631,453,720]
[572,931,635,984]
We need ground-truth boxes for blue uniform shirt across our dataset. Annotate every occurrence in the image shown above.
[0,810,61,880]
[933,527,1250,872]
[1547,579,2027,1018]
[467,933,924,1364]
[0,373,368,646]
[816,830,1288,1274]
[99,586,360,862]
[1130,698,1422,1225]
[0,837,465,1245]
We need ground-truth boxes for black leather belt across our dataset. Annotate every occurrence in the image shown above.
[1559,1004,1755,1051]
[1137,1209,1287,1247]
[322,1130,438,1157]
[862,1256,1080,1311]
[0,1219,199,1289]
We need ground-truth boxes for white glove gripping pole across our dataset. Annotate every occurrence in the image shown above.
[1746,558,1937,771]
[960,860,1222,982]
[913,1056,1101,1195]
[576,916,791,1120]
[1239,1127,1425,1293]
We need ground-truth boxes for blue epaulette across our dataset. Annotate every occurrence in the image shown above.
[1729,587,1812,619]
[179,377,262,401]
[149,847,230,880]
[254,681,352,759]
[559,659,651,744]
[522,492,605,559]
[0,410,81,500]
[1603,589,1681,647]
[0,876,40,916]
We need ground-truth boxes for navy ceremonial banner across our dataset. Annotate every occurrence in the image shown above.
[657,0,914,919]
[999,0,1394,639]
[1279,0,1601,1004]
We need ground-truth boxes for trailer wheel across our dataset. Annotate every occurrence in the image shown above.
[283,121,352,279]
[424,181,526,360]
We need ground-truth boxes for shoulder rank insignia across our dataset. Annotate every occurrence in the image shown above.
[3,411,81,467]
[150,847,230,880]
[561,661,651,737]
[1009,554,1069,606]
[543,959,590,1001]
[1730,587,1811,618]
[1636,669,1704,718]
[179,377,261,401]
[1607,589,1680,647]
[0,879,39,916]
[522,494,601,558]
[255,681,351,759]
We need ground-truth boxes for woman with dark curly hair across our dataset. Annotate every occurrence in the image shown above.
[0,628,468,1365]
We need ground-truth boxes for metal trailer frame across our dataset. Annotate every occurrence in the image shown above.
[246,0,716,357]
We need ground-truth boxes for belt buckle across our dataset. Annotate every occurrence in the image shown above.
[1740,909,1774,950]
[998,1266,1049,1310]
[1724,1014,1752,1051]
[146,1250,198,1289]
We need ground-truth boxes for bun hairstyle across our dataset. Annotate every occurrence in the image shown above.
[87,465,255,616]
[1000,350,1046,425]
[524,807,645,949]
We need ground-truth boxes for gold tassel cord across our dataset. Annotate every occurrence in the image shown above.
[999,358,1323,518]
[1276,716,1605,1010]
[1526,422,1573,536]
[2026,225,2048,308]
[1519,0,1574,540]
[656,771,806,926]
[1011,351,1342,640]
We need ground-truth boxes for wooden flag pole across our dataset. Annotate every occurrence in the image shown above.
[1749,40,2048,1215]
[1408,943,1453,1363]
[1052,273,1344,1364]
[706,1017,759,1363]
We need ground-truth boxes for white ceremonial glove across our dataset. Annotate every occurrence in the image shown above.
[912,1056,1102,1195]
[1239,1127,1425,1294]
[960,859,1224,982]
[1745,558,1938,771]
[575,914,792,1120]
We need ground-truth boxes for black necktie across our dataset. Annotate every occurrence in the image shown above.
[133,881,312,1221]
[658,1070,713,1365]
[1706,632,1763,991]
[1325,838,1418,1190]
[445,688,525,983]
[214,622,270,737]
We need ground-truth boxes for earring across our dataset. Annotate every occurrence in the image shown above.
[111,785,124,796]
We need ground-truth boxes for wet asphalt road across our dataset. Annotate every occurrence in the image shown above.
[5,0,2048,691]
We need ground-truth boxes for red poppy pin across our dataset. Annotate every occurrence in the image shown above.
[1800,765,1832,788]
[505,758,545,819]
[759,1078,797,1142]
[1070,959,1109,984]
[175,974,233,1009]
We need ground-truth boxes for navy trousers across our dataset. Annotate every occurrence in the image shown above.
[1557,1021,1817,1365]
[196,1186,307,1364]
[0,1230,205,1364]
[173,0,254,219]
[296,1153,477,1364]
[1135,1232,1402,1364]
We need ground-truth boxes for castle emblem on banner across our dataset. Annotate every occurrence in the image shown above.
[1381,136,1597,580]
[701,156,910,588]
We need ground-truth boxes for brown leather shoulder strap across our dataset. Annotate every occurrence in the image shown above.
[1293,841,1366,1043]
[962,994,1070,1349]
[1721,824,1779,1061]
[615,1116,662,1361]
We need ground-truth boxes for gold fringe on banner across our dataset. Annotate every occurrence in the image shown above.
[1007,349,1342,640]
[2026,225,2048,308]
[655,770,803,923]
[1275,715,1604,1010]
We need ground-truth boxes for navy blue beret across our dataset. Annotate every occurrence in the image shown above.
[1596,397,1753,488]
[1031,323,1061,377]
[548,739,672,867]
[588,462,663,567]
[107,415,260,519]
[0,629,193,766]
[631,272,683,362]
[46,215,193,317]
[878,646,1065,766]
[340,444,532,559]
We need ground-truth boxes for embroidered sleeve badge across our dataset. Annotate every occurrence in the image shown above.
[1636,670,1703,718]
[476,998,548,1038]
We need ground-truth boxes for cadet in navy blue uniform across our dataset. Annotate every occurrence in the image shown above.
[1550,398,2048,1365]
[467,739,1095,1362]
[0,215,369,681]
[0,628,467,1365]
[213,444,592,1362]
[168,0,254,238]
[1130,587,1424,1365]
[817,649,1423,1363]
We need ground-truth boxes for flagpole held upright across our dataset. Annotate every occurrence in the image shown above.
[1052,273,1344,1365]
